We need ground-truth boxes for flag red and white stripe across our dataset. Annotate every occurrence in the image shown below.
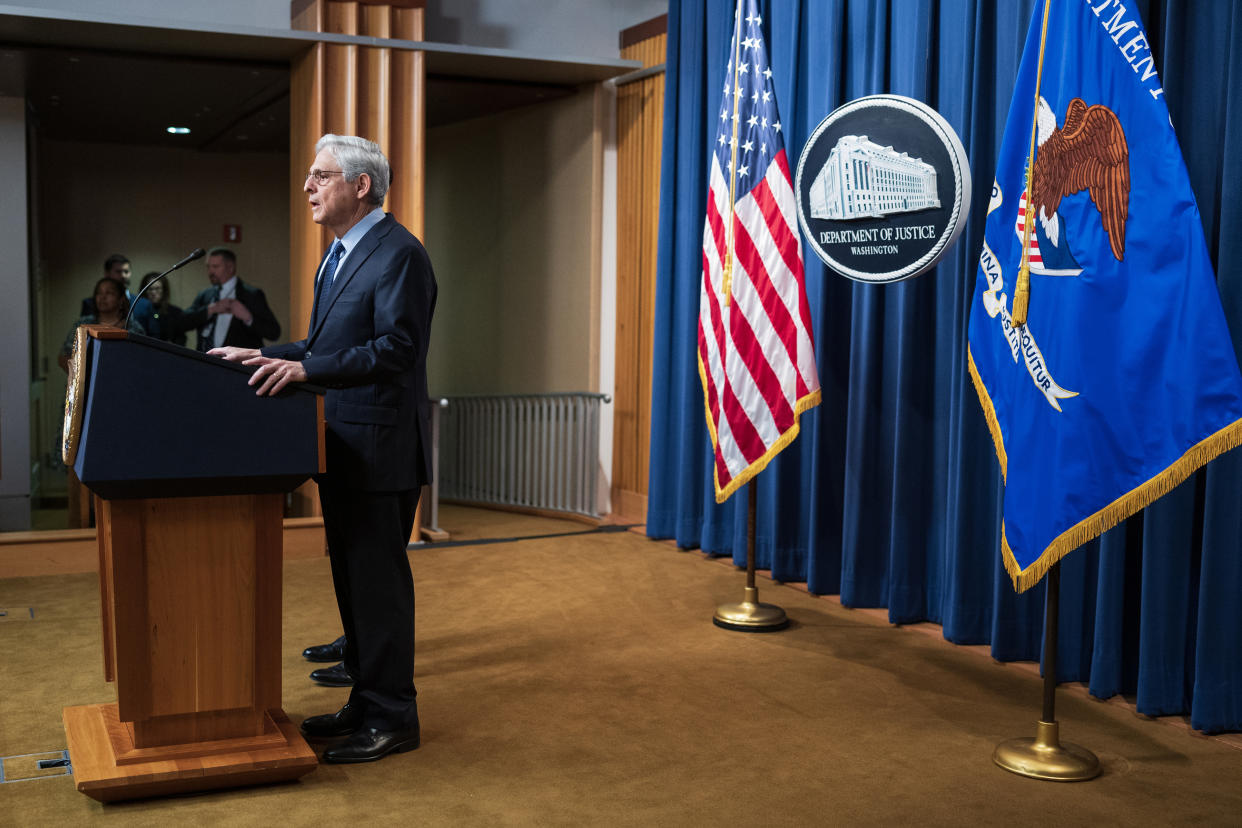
[698,0,820,503]
[1015,188,1043,267]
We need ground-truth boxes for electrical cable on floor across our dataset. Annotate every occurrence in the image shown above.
[409,523,641,551]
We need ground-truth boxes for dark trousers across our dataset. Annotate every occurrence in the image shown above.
[319,480,420,730]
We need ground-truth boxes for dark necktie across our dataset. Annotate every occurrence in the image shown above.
[324,240,344,286]
[312,241,344,327]
[200,285,222,352]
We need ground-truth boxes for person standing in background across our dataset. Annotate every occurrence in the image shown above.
[138,271,186,346]
[59,276,145,372]
[80,254,155,335]
[178,247,280,351]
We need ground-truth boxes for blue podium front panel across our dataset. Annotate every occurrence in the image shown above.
[74,334,322,499]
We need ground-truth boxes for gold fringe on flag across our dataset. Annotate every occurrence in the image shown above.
[1003,417,1242,592]
[970,348,1242,592]
[967,348,1008,478]
[698,352,822,504]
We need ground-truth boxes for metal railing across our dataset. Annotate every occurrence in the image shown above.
[438,393,609,518]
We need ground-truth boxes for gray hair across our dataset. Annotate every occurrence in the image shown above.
[316,134,391,205]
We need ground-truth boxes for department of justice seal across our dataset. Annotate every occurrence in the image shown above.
[794,94,970,283]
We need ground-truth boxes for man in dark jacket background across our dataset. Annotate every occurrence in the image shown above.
[181,247,281,351]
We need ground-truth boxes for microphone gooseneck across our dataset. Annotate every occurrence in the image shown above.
[121,248,207,332]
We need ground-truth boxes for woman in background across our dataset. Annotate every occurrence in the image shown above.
[57,275,145,528]
[58,277,145,372]
[138,271,186,346]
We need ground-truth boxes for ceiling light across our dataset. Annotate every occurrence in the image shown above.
[166,126,191,135]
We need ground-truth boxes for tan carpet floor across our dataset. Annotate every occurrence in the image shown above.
[1,505,1240,825]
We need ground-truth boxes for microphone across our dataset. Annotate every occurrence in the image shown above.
[122,248,206,332]
[166,247,207,272]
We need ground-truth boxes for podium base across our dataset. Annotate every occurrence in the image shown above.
[64,704,318,802]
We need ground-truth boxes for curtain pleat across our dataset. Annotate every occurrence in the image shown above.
[648,0,1242,733]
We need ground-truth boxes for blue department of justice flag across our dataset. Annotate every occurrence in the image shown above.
[967,0,1242,592]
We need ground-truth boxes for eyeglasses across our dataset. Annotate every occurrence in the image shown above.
[305,169,345,185]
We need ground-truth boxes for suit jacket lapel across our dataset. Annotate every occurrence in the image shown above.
[307,215,394,343]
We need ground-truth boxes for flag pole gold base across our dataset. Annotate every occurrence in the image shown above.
[993,720,1100,782]
[713,586,789,632]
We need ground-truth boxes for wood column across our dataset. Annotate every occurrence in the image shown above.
[611,19,666,524]
[289,0,426,522]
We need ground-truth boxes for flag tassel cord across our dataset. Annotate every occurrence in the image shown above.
[1011,0,1053,329]
[722,0,744,308]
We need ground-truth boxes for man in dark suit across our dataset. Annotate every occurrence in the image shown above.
[210,134,436,765]
[181,248,281,351]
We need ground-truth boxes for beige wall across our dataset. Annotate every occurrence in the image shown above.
[31,91,603,499]
[35,141,290,479]
[425,89,599,397]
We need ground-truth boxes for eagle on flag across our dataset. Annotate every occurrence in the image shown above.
[1030,96,1131,264]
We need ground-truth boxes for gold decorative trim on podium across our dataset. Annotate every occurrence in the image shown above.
[61,325,90,467]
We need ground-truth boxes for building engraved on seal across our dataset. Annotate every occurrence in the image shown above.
[809,135,940,220]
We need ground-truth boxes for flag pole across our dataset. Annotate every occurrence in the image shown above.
[713,478,789,632]
[721,0,744,308]
[993,562,1100,781]
[1011,0,1052,328]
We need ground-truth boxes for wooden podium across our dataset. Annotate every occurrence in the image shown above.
[61,328,324,801]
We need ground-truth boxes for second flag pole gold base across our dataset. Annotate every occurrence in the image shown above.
[713,585,789,632]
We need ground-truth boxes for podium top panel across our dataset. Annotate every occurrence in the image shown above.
[73,331,325,499]
[85,328,326,392]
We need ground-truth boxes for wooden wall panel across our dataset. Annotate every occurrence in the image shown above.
[323,3,359,137]
[388,8,425,236]
[611,31,665,523]
[358,4,391,148]
[289,49,321,360]
[289,0,426,517]
[290,0,426,336]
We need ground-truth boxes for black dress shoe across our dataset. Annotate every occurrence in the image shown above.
[322,724,421,763]
[300,703,364,739]
[302,635,347,663]
[309,662,354,687]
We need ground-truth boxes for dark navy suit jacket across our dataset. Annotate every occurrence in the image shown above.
[263,214,437,492]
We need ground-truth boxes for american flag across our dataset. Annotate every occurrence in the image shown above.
[699,0,820,504]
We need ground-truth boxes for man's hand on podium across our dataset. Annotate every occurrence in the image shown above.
[209,346,260,362]
[209,347,308,396]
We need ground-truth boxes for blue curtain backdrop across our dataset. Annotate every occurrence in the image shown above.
[647,0,1242,733]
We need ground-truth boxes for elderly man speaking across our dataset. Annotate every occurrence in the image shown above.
[211,134,436,764]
